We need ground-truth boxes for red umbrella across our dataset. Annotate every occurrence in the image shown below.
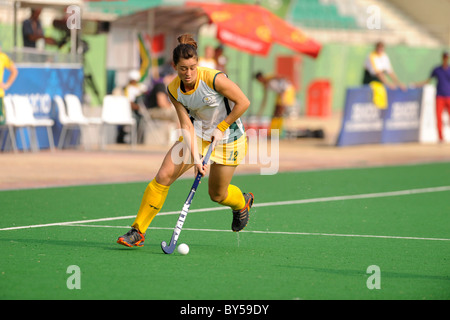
[186,1,321,58]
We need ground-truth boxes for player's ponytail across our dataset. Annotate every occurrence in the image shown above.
[173,34,198,65]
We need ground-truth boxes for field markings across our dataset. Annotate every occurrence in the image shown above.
[1,186,450,241]
[61,224,450,242]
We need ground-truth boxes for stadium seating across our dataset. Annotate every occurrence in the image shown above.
[10,95,55,152]
[0,96,19,152]
[54,95,86,149]
[64,94,102,127]
[64,94,102,150]
[290,0,359,30]
[100,95,137,149]
[288,0,441,47]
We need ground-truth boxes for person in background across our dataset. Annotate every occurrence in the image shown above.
[416,51,450,143]
[362,41,406,90]
[198,45,217,70]
[214,45,227,73]
[144,69,178,124]
[255,71,296,134]
[0,44,18,125]
[117,70,147,144]
[22,8,56,48]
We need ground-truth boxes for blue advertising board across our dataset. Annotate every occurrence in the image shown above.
[1,65,83,150]
[337,86,423,146]
[336,86,386,146]
[381,89,422,144]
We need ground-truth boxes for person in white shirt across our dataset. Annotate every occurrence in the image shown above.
[117,70,147,143]
[198,45,217,70]
[363,41,406,90]
[255,72,296,133]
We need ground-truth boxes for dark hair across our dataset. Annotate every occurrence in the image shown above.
[173,34,198,66]
[255,72,263,79]
[375,41,384,49]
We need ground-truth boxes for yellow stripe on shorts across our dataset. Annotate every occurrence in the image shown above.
[198,134,247,166]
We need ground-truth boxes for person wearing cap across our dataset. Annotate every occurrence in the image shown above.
[124,70,146,108]
[417,51,450,142]
[116,70,147,144]
[0,44,18,125]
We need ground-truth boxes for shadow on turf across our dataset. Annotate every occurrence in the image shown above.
[0,237,192,256]
[276,265,450,282]
[0,237,154,252]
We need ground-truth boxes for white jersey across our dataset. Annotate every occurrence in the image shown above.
[365,51,393,76]
[267,78,290,94]
[167,67,245,143]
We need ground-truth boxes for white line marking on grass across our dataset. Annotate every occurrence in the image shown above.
[65,224,450,242]
[252,186,450,207]
[1,186,449,232]
[0,215,136,231]
[0,210,208,231]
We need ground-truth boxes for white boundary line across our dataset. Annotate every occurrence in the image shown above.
[1,186,449,234]
[62,224,450,242]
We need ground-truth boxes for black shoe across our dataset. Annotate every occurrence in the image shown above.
[117,228,145,247]
[232,193,254,232]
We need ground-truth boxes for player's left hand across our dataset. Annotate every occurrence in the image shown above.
[194,161,207,178]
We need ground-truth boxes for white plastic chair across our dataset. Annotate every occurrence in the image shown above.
[100,95,137,149]
[11,95,55,152]
[0,96,19,152]
[64,94,102,150]
[4,95,36,152]
[64,94,102,125]
[54,95,79,149]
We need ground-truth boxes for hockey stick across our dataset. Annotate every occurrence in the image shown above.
[161,143,214,254]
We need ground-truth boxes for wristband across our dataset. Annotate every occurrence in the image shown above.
[217,120,230,132]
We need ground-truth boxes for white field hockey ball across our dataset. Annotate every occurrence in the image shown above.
[177,243,189,255]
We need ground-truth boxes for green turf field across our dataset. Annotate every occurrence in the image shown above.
[1,162,449,301]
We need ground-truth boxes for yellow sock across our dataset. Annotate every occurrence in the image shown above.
[219,185,246,211]
[132,179,170,233]
[270,117,283,131]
